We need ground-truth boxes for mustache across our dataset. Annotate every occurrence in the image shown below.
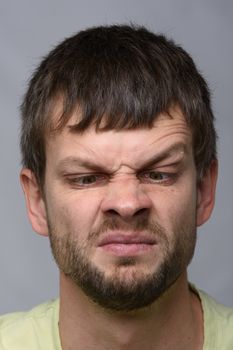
[88,217,167,241]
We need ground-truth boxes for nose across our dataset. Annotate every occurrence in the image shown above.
[100,178,152,219]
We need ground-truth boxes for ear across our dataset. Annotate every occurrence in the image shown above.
[196,160,218,227]
[20,168,49,236]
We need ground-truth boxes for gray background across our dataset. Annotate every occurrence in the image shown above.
[0,0,232,314]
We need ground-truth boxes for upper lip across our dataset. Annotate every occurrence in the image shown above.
[98,233,157,246]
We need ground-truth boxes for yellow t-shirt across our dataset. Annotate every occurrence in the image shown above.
[0,289,233,349]
[0,300,62,350]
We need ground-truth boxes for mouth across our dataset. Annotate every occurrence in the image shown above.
[98,232,157,256]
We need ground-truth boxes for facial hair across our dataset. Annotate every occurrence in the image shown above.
[48,214,197,312]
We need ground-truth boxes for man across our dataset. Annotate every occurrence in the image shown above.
[0,24,232,350]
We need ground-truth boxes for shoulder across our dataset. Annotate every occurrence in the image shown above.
[0,299,61,350]
[197,288,233,349]
[198,288,233,326]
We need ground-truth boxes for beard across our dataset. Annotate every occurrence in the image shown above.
[48,215,196,312]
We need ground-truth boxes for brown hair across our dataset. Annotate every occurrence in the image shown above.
[20,24,217,185]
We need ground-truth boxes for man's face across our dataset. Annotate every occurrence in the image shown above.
[29,108,205,311]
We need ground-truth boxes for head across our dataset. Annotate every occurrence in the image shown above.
[20,24,218,311]
[21,24,217,185]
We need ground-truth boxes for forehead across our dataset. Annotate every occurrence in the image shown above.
[46,105,193,170]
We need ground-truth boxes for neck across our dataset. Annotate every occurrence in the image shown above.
[59,272,203,350]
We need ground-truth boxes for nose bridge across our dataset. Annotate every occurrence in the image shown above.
[101,175,152,218]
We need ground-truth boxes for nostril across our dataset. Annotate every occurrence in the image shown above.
[105,207,149,218]
[106,209,121,216]
[134,208,149,216]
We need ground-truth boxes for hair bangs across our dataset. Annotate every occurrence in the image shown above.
[53,48,175,132]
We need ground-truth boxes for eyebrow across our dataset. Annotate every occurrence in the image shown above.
[140,142,188,170]
[56,142,189,173]
[57,156,107,173]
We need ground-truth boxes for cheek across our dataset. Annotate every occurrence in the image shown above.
[148,183,197,231]
[45,187,102,238]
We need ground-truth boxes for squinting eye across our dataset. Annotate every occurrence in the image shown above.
[68,174,106,187]
[148,172,165,180]
[139,171,174,184]
[79,175,99,185]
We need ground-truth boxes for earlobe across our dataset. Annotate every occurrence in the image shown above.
[196,160,218,227]
[20,168,49,236]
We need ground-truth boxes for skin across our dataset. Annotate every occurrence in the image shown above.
[21,106,218,350]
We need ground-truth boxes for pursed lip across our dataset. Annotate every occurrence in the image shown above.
[97,232,157,256]
[98,233,157,246]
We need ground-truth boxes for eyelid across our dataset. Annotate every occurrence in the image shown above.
[63,172,108,186]
[141,157,186,175]
[143,158,184,170]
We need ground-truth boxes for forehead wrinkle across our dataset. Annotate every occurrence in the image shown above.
[57,141,190,176]
[148,127,191,145]
[121,123,191,155]
[53,116,192,172]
